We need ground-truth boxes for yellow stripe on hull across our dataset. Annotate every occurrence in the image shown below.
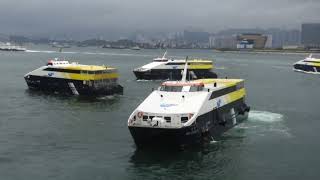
[188,64,213,69]
[225,88,246,104]
[64,73,119,80]
[196,78,244,87]
[309,63,320,67]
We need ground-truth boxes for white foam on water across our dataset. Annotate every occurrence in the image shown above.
[235,125,259,129]
[26,50,57,53]
[210,139,218,144]
[97,95,116,100]
[235,110,293,138]
[248,110,283,123]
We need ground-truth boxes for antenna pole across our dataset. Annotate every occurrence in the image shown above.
[162,50,167,59]
[181,56,188,82]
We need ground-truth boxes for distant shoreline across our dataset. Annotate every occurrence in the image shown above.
[212,49,320,55]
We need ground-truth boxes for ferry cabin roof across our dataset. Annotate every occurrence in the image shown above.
[46,60,116,71]
[153,58,212,63]
[41,65,118,81]
[160,79,244,92]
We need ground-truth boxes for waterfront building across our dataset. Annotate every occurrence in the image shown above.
[237,34,267,49]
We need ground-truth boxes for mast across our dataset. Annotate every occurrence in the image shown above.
[162,50,167,59]
[181,56,188,82]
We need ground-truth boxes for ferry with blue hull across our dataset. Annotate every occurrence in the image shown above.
[128,61,250,148]
[293,54,320,74]
[133,51,217,80]
[24,59,123,96]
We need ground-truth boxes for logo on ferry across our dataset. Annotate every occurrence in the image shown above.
[217,99,222,108]
[172,66,178,69]
[160,103,178,108]
[48,72,54,77]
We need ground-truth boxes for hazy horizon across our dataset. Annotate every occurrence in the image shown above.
[0,0,319,39]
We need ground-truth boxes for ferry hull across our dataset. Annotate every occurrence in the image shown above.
[0,48,26,51]
[129,99,249,148]
[293,64,320,74]
[24,75,123,96]
[133,69,217,80]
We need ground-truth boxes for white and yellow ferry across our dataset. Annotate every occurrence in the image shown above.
[24,58,123,96]
[293,54,320,74]
[133,51,217,80]
[128,60,250,148]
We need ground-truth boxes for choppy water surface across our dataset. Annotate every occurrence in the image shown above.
[0,46,319,180]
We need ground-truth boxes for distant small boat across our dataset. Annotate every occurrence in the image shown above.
[293,54,320,74]
[131,46,141,50]
[102,44,111,48]
[51,42,71,48]
[0,42,26,51]
[111,45,126,49]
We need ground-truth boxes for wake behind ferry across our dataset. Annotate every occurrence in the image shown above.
[24,58,123,96]
[293,54,320,74]
[133,51,217,80]
[128,60,250,148]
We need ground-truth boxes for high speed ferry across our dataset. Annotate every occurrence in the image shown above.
[133,51,217,80]
[24,58,123,96]
[293,54,320,74]
[128,61,250,148]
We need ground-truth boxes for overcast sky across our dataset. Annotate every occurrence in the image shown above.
[0,0,319,39]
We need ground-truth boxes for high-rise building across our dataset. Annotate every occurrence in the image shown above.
[183,30,209,43]
[213,35,237,49]
[264,35,273,48]
[266,29,301,48]
[301,23,320,48]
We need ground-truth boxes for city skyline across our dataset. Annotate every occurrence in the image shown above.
[0,0,319,39]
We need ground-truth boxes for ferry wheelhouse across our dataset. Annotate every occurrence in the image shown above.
[24,58,123,96]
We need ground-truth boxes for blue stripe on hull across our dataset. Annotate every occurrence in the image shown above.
[133,69,217,80]
[294,64,320,73]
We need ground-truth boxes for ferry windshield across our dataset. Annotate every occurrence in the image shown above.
[160,85,183,92]
[312,54,320,59]
[159,85,203,92]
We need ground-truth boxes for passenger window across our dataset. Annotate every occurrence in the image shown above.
[142,116,148,121]
[182,86,190,92]
[189,86,198,92]
[181,117,188,123]
[164,117,171,123]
